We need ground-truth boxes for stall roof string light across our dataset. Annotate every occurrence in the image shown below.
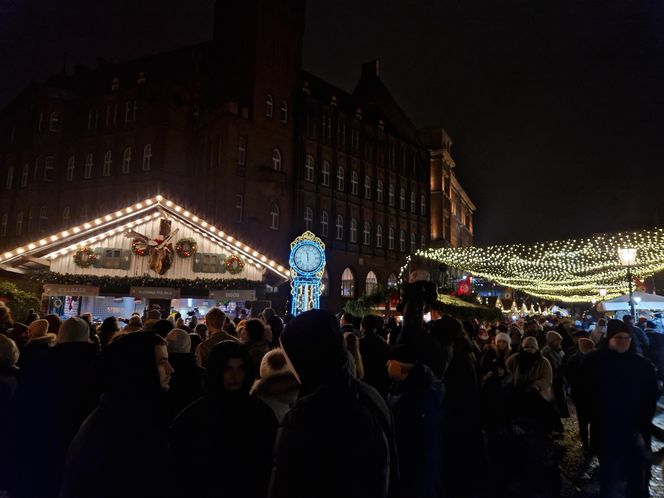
[416,228,664,302]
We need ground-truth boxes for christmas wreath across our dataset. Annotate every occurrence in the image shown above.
[225,255,244,274]
[176,237,197,258]
[131,239,149,256]
[73,246,98,268]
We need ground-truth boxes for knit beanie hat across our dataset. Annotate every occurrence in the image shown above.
[0,334,19,367]
[545,330,562,344]
[149,319,174,338]
[166,328,191,354]
[578,338,595,353]
[28,319,49,338]
[495,332,511,344]
[606,319,630,340]
[57,317,91,344]
[258,348,291,380]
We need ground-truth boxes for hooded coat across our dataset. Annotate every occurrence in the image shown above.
[166,352,204,419]
[359,328,391,397]
[60,333,175,498]
[170,341,278,498]
[269,310,398,498]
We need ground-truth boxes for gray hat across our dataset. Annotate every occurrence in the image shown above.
[0,334,19,367]
[57,317,91,344]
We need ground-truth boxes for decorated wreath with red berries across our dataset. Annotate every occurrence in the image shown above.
[131,239,149,256]
[225,255,244,274]
[175,237,197,258]
[73,246,98,268]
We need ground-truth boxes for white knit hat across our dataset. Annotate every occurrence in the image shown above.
[57,317,91,344]
[0,334,19,367]
[259,348,290,380]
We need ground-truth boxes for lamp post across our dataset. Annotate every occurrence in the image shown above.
[618,248,637,318]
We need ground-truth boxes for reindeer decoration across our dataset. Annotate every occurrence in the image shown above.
[125,208,179,275]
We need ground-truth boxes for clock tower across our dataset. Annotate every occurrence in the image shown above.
[289,231,326,315]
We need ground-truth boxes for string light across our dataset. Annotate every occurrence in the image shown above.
[415,228,664,302]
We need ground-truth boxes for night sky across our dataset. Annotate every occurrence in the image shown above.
[2,0,663,246]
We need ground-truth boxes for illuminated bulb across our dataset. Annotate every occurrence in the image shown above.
[39,239,46,246]
[50,236,58,242]
[156,194,163,201]
[105,215,112,221]
[183,211,190,217]
[3,252,11,258]
[125,207,133,214]
[115,211,123,217]
[201,221,208,227]
[16,248,24,254]
[165,200,173,207]
[145,199,153,205]
[252,251,259,257]
[135,203,142,209]
[61,231,69,237]
[83,223,91,229]
[28,243,36,250]
[73,227,81,234]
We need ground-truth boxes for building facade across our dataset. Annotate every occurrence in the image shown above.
[0,0,473,312]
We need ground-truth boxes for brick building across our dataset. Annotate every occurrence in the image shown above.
[0,0,473,312]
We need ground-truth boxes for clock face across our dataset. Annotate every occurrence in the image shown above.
[292,243,323,273]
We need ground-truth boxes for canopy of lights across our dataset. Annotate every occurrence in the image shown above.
[415,228,664,302]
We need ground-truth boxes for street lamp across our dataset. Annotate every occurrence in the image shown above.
[618,247,637,318]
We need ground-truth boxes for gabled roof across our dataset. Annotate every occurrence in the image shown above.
[0,195,289,281]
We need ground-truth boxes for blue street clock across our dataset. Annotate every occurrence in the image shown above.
[289,231,326,316]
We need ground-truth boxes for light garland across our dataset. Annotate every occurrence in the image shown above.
[414,228,664,302]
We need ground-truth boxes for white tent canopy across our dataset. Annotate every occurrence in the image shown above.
[598,291,664,312]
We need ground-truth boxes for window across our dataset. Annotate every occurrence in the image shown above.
[38,205,48,231]
[363,221,371,245]
[410,233,416,252]
[21,164,29,187]
[304,206,313,230]
[234,194,243,222]
[388,184,395,207]
[237,136,246,166]
[103,150,112,176]
[122,147,132,173]
[9,125,15,145]
[387,273,397,288]
[269,202,279,230]
[272,148,282,171]
[388,227,395,250]
[351,171,358,195]
[336,215,344,240]
[364,176,371,199]
[38,112,44,132]
[266,94,274,118]
[125,100,138,122]
[400,188,406,210]
[350,218,358,243]
[321,161,330,186]
[87,108,98,130]
[62,206,70,225]
[305,154,315,182]
[377,180,383,203]
[194,253,222,274]
[338,120,346,147]
[320,210,329,237]
[80,204,89,220]
[111,77,119,92]
[280,100,288,123]
[142,144,152,171]
[100,249,128,270]
[15,211,23,236]
[376,225,383,248]
[365,271,378,295]
[337,167,345,191]
[0,214,7,237]
[49,112,60,132]
[84,153,93,179]
[421,234,426,248]
[321,268,330,296]
[399,230,406,252]
[105,104,118,126]
[420,194,426,216]
[137,72,146,84]
[5,166,13,189]
[341,268,355,298]
[410,192,416,213]
[44,156,54,181]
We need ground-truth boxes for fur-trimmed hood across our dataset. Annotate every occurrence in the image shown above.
[251,372,299,398]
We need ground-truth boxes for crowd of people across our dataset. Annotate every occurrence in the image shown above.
[0,293,661,498]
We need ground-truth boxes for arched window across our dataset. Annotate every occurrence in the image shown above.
[21,163,29,187]
[364,175,371,199]
[351,171,358,195]
[43,157,54,182]
[410,191,416,213]
[0,214,7,237]
[420,194,426,216]
[38,205,48,231]
[272,148,282,171]
[365,271,378,295]
[337,166,345,191]
[363,221,371,245]
[400,188,406,210]
[280,100,288,123]
[84,153,93,179]
[387,273,397,288]
[269,202,279,230]
[237,136,246,166]
[15,211,23,236]
[49,112,60,132]
[321,268,330,296]
[399,230,406,252]
[305,154,315,182]
[376,224,383,248]
[321,160,330,186]
[410,232,416,252]
[388,227,395,250]
[122,147,132,174]
[62,206,71,224]
[266,94,274,118]
[304,206,313,230]
[377,180,384,203]
[336,215,344,240]
[103,150,112,176]
[320,210,329,237]
[142,144,152,171]
[388,184,395,206]
[350,218,358,243]
[421,234,426,248]
[341,267,355,298]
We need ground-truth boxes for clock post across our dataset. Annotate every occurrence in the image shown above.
[288,231,326,316]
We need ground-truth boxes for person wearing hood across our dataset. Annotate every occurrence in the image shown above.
[17,318,56,369]
[581,319,660,496]
[269,309,397,498]
[122,314,143,333]
[97,316,120,349]
[542,330,569,428]
[60,332,175,498]
[387,344,444,498]
[0,334,19,493]
[240,318,271,378]
[250,348,300,422]
[590,318,608,345]
[171,340,277,498]
[564,338,595,452]
[359,314,390,397]
[261,307,284,347]
[165,328,204,419]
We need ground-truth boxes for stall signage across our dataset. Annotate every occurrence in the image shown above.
[43,284,100,297]
[130,287,181,299]
[209,289,256,301]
